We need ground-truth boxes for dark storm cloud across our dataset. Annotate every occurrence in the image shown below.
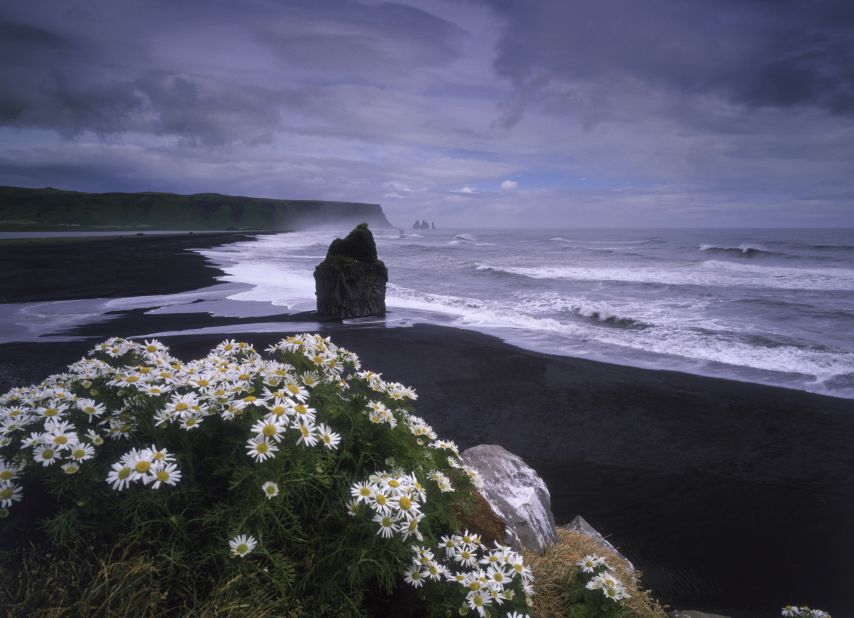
[0,1,465,145]
[484,0,854,125]
[1,0,852,227]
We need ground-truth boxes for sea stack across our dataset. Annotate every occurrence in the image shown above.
[314,223,388,318]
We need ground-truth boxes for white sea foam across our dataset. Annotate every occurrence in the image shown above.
[699,242,771,254]
[386,285,854,385]
[475,261,854,291]
[188,228,854,398]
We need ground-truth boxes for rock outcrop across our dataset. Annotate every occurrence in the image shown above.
[461,444,559,554]
[314,224,388,318]
[563,515,636,575]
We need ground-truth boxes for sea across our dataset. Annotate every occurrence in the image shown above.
[200,227,854,400]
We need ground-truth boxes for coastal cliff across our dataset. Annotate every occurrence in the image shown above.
[0,185,393,231]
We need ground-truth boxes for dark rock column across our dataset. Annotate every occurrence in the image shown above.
[314,223,388,318]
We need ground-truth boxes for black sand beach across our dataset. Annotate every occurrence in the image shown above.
[1,235,852,617]
[0,232,257,303]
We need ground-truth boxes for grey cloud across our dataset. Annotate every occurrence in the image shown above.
[485,0,854,123]
[0,1,465,144]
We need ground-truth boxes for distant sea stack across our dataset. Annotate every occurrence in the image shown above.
[314,224,388,318]
[412,219,433,230]
[0,185,392,231]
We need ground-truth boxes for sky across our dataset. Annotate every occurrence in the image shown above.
[1,0,853,228]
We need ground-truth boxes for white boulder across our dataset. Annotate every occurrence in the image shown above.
[461,444,559,554]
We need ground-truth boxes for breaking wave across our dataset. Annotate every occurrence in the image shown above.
[699,243,778,257]
[474,261,854,291]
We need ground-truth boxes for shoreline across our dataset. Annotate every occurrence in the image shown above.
[1,233,852,615]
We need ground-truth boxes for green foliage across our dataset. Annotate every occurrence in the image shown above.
[560,564,629,618]
[0,185,390,231]
[0,334,530,617]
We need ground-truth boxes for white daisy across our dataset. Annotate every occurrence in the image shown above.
[403,565,425,588]
[61,462,80,475]
[229,534,257,557]
[106,462,133,490]
[246,437,278,462]
[372,512,397,539]
[145,462,182,489]
[0,481,22,507]
[33,445,59,467]
[261,481,279,499]
[317,423,341,450]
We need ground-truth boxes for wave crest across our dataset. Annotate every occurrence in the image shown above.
[698,243,777,257]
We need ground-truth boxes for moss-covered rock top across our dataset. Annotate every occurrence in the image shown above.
[325,223,379,263]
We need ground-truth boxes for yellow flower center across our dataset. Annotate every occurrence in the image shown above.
[256,442,269,454]
[41,449,55,459]
[0,487,12,499]
[52,435,68,445]
[118,467,131,480]
[398,496,412,510]
[156,470,170,482]
[263,424,277,437]
[135,461,151,473]
[175,402,189,412]
[0,471,13,481]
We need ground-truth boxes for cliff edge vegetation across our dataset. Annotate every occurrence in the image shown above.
[0,185,392,231]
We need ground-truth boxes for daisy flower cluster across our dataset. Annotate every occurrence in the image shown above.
[576,554,631,602]
[349,471,427,540]
[402,533,533,617]
[106,445,181,490]
[782,606,831,617]
[3,332,529,616]
[0,333,357,512]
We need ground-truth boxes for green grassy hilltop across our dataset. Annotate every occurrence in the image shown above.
[0,186,392,231]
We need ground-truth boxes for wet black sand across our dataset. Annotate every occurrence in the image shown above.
[0,232,257,303]
[1,236,852,617]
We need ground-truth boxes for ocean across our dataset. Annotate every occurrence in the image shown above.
[201,227,854,399]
